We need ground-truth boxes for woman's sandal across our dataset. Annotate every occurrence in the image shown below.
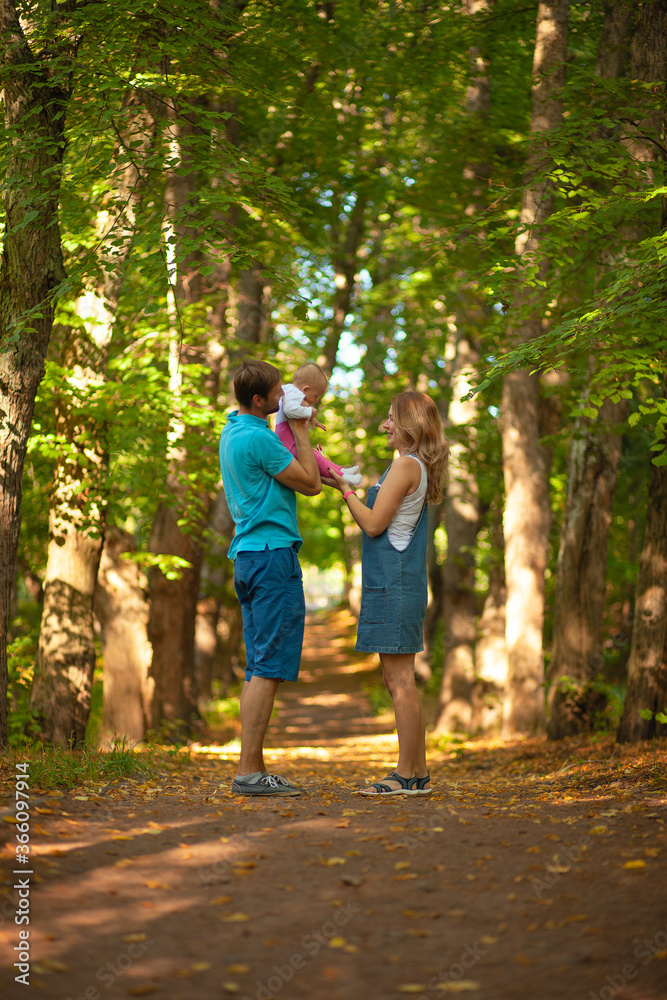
[414,773,432,795]
[357,771,418,796]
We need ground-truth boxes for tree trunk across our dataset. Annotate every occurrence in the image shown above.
[547,395,627,738]
[595,1,636,80]
[617,438,667,742]
[472,501,508,732]
[146,97,212,736]
[435,332,480,733]
[545,4,638,738]
[414,506,444,685]
[318,192,367,373]
[500,0,569,736]
[148,510,203,733]
[615,0,667,742]
[94,529,153,746]
[230,262,266,349]
[0,2,75,747]
[30,90,156,744]
[195,489,240,699]
[432,0,492,728]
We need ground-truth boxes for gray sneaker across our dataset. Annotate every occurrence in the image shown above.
[231,772,303,796]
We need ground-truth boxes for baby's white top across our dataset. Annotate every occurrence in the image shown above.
[276,383,313,425]
[385,455,427,552]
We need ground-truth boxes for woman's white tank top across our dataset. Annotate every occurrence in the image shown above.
[386,455,427,552]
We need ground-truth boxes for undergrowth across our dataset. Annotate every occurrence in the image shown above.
[2,738,157,790]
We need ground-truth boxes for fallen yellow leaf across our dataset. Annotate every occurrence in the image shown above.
[623,860,646,870]
[35,958,69,972]
[438,982,480,993]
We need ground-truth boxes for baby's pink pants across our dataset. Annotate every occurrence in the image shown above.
[276,422,344,477]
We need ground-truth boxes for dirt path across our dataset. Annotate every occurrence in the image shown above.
[1,609,667,1000]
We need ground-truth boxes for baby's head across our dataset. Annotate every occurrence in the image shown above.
[293,362,329,408]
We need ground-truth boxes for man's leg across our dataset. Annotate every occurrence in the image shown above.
[238,676,280,776]
[232,547,305,795]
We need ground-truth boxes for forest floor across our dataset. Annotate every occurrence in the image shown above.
[1,608,667,1000]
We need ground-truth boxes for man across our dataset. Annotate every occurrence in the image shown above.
[219,358,320,796]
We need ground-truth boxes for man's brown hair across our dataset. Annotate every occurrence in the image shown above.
[233,359,281,408]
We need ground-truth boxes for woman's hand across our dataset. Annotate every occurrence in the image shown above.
[322,467,347,492]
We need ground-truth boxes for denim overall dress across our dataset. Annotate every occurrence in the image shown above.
[355,465,429,655]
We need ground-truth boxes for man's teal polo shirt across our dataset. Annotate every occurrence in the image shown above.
[219,411,300,559]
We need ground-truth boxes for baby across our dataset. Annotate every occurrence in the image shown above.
[275,362,362,486]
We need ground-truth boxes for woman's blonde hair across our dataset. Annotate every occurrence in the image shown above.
[391,391,448,504]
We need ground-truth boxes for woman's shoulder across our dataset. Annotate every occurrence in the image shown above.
[386,455,422,483]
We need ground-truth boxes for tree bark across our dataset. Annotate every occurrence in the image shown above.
[414,506,444,685]
[500,0,569,736]
[30,89,157,745]
[617,433,667,742]
[94,529,153,746]
[433,0,491,726]
[545,3,639,739]
[0,1,76,747]
[615,0,667,742]
[435,332,480,733]
[547,395,627,738]
[595,1,636,80]
[147,92,232,735]
[318,192,367,373]
[195,490,237,699]
[472,500,508,732]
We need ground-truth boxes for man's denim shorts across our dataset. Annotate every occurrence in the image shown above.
[233,545,305,682]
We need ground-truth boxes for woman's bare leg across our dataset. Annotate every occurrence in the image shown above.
[360,652,429,793]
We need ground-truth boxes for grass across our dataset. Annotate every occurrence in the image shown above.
[3,738,156,790]
[363,680,394,716]
[201,694,241,728]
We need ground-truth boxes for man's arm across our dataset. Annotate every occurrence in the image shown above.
[274,419,321,496]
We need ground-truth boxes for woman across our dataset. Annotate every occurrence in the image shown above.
[327,391,448,796]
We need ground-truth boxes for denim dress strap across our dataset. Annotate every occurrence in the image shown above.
[355,465,429,655]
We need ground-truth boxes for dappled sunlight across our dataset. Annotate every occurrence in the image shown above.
[2,617,666,999]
